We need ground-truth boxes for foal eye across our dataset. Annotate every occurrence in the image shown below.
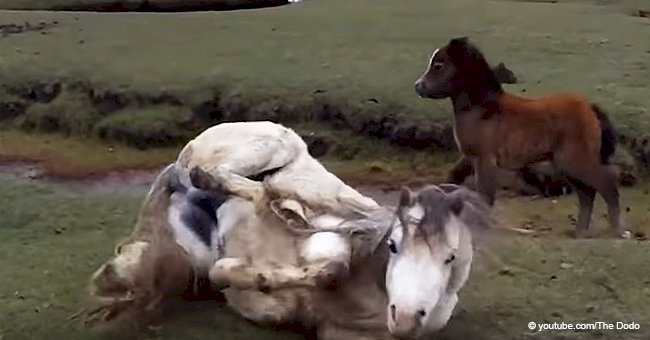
[445,254,456,265]
[388,240,398,254]
[433,62,444,71]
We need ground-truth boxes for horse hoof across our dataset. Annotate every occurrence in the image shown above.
[209,258,249,289]
[189,166,211,190]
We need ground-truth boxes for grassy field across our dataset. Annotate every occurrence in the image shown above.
[0,0,649,150]
[1,0,650,339]
[1,175,649,340]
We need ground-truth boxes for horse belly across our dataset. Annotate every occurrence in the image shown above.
[221,209,308,323]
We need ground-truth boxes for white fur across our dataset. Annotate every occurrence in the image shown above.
[429,48,440,66]
[301,232,350,262]
[216,197,254,243]
[112,241,149,283]
[407,203,425,222]
[177,121,379,217]
[445,215,462,249]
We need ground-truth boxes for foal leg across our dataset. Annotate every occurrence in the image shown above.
[566,178,596,239]
[447,156,474,185]
[594,165,628,238]
[561,162,628,238]
[473,156,498,205]
[209,232,351,292]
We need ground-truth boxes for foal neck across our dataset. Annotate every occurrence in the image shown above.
[451,71,504,115]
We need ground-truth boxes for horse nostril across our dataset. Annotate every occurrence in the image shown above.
[390,304,396,320]
[417,309,426,318]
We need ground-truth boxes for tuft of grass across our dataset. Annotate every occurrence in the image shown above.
[17,91,100,137]
[95,106,196,149]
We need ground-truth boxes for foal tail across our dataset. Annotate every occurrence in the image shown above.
[592,104,618,164]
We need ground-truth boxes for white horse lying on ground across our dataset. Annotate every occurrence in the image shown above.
[85,121,494,339]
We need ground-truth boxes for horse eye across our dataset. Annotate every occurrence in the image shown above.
[433,63,444,71]
[445,254,456,265]
[388,240,398,254]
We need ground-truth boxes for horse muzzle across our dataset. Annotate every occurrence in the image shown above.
[388,305,424,339]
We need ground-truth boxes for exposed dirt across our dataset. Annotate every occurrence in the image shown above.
[0,20,58,37]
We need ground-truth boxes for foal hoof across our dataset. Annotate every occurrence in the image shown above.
[618,230,632,240]
[574,232,588,239]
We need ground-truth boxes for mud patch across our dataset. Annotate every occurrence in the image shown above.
[0,20,58,37]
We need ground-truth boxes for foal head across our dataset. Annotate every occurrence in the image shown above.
[414,37,502,100]
[385,184,490,338]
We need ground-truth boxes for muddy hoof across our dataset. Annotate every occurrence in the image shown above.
[189,166,212,190]
[209,258,249,290]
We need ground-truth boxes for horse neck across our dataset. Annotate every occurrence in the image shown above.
[318,239,390,331]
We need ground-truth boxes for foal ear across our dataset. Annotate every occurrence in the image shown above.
[449,36,469,47]
[398,186,416,207]
[447,36,473,62]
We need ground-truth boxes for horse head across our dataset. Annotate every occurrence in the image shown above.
[385,184,492,338]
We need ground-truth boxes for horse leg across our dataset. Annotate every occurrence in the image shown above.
[209,232,351,292]
[186,137,300,203]
[566,178,596,238]
[473,156,498,205]
[447,156,474,185]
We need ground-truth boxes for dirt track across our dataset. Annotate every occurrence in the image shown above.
[0,160,401,203]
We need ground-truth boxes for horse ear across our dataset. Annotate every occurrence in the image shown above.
[448,195,465,216]
[398,186,415,207]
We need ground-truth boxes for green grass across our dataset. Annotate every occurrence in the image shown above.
[1,175,650,339]
[18,91,100,137]
[0,130,180,177]
[0,177,306,340]
[0,0,649,136]
[95,105,196,148]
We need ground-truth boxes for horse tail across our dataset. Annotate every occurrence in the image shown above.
[592,104,617,164]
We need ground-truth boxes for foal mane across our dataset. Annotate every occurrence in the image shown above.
[446,37,503,95]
